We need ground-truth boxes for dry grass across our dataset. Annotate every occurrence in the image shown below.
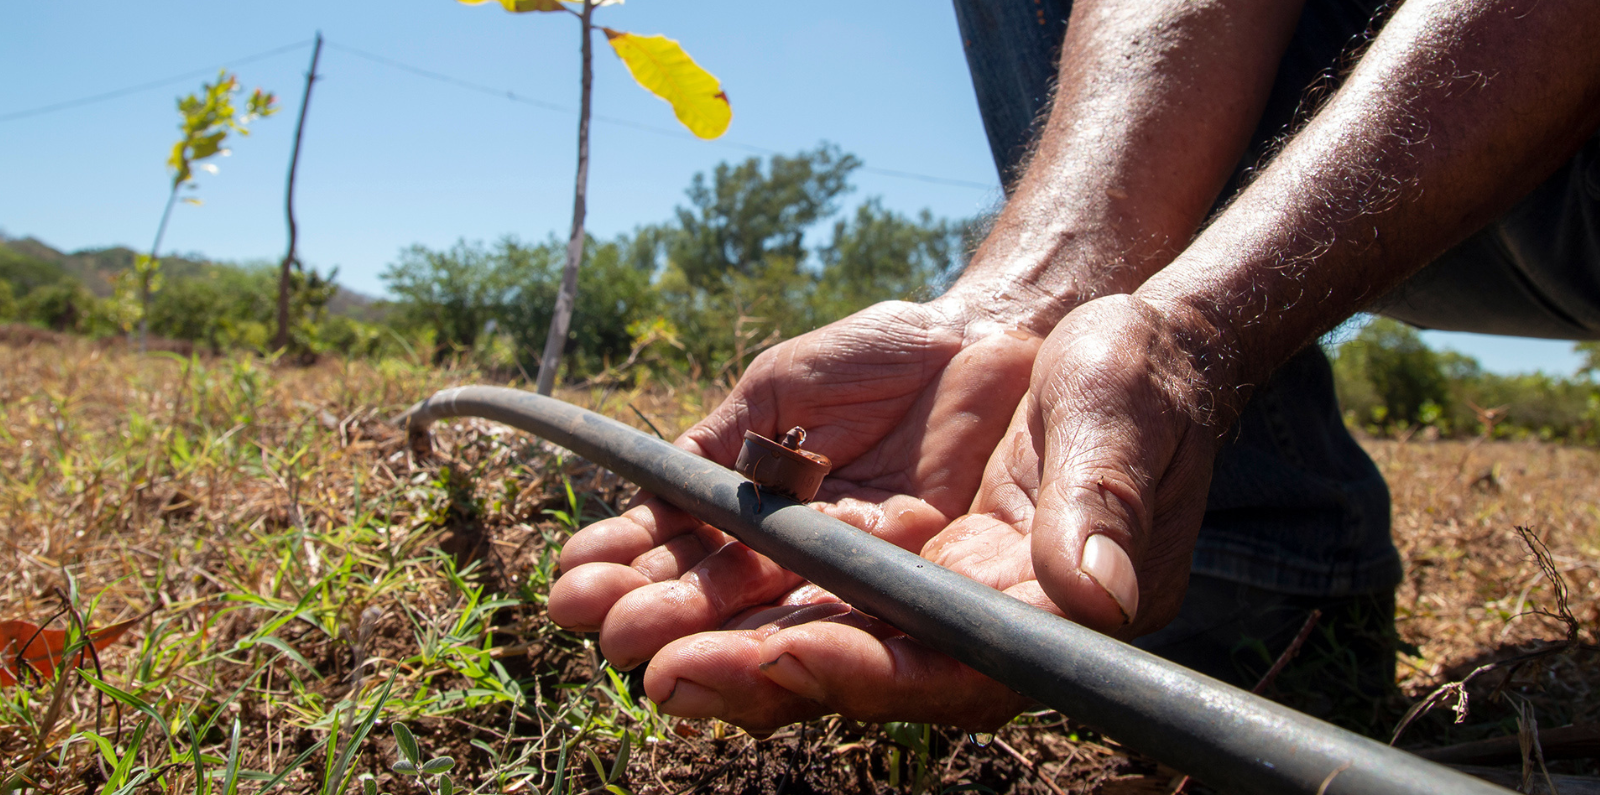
[0,333,1595,794]
[1377,439,1600,750]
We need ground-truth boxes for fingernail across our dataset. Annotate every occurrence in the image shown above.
[758,652,825,701]
[658,680,726,717]
[1080,534,1138,624]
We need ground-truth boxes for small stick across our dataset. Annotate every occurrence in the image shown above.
[1253,609,1323,696]
[991,735,1069,795]
[1171,609,1323,793]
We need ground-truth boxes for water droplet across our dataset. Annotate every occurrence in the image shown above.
[967,732,994,748]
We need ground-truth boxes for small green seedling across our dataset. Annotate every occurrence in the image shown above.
[385,722,456,795]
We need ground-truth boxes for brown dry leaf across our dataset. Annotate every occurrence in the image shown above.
[0,615,143,686]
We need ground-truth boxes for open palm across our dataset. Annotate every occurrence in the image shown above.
[547,300,1040,728]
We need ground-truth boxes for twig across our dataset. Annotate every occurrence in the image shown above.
[1315,761,1352,795]
[1171,609,1322,793]
[627,403,666,440]
[1416,722,1600,765]
[1509,696,1560,795]
[1391,527,1588,747]
[1513,527,1578,642]
[1253,609,1323,696]
[991,736,1068,795]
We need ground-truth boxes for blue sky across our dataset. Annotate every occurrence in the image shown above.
[1,1,1587,376]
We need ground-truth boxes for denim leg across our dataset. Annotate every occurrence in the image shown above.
[1196,346,1401,596]
[952,0,1401,597]
[951,0,1072,187]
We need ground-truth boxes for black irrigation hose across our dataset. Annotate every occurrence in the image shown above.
[398,386,1511,795]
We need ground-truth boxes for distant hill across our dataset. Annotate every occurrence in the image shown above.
[0,233,384,320]
[4,236,216,297]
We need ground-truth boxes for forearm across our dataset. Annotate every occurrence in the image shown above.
[941,0,1304,335]
[1141,0,1600,406]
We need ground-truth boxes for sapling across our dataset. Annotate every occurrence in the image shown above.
[460,0,731,394]
[129,70,276,352]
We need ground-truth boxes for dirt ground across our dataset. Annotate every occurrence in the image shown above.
[2,337,1596,794]
[572,436,1600,794]
[424,435,1600,795]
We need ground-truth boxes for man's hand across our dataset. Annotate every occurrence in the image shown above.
[580,295,1237,733]
[546,300,1043,724]
[969,295,1233,637]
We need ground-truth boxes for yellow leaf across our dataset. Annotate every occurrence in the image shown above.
[604,29,730,139]
[458,0,569,12]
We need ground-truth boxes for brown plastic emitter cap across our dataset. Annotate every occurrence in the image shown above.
[734,427,832,502]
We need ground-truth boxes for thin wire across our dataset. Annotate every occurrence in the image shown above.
[326,40,997,191]
[324,41,575,115]
[0,39,314,123]
[2,35,998,192]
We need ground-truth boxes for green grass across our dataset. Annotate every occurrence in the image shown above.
[2,335,1595,794]
[0,340,674,793]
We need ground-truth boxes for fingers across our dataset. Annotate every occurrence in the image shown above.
[597,541,804,669]
[758,623,1031,729]
[559,496,724,571]
[547,563,651,632]
[552,496,729,633]
[644,632,829,732]
[548,529,720,631]
[642,616,1030,733]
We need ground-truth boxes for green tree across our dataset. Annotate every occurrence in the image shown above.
[499,235,658,376]
[144,264,273,351]
[382,236,656,376]
[0,245,71,297]
[1578,341,1600,378]
[671,144,861,289]
[592,147,967,380]
[1332,317,1451,426]
[18,281,97,332]
[0,281,15,323]
[811,198,965,323]
[378,146,971,383]
[382,240,534,361]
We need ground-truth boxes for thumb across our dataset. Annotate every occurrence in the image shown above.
[1022,327,1206,636]
[1026,370,1216,636]
[1022,297,1228,636]
[1028,421,1151,634]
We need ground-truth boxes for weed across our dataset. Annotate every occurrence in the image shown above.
[2,338,1597,793]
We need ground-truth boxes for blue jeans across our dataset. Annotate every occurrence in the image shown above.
[953,0,1600,696]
